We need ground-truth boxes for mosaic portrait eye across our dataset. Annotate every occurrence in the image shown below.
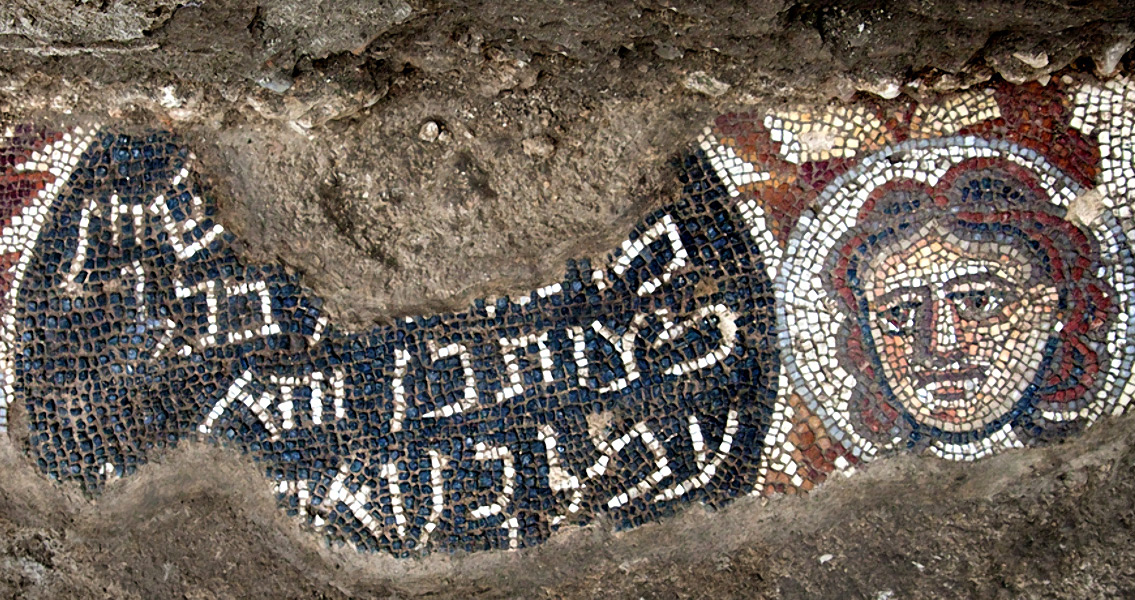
[946,288,1012,321]
[878,300,921,334]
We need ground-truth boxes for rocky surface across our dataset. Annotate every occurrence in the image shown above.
[1,1,1134,598]
[3,0,1134,327]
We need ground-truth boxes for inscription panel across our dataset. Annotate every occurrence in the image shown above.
[3,133,775,554]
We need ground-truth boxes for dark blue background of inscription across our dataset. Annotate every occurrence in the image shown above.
[13,131,778,555]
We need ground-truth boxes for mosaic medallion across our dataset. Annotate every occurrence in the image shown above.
[1,76,1134,556]
[783,135,1132,459]
[704,78,1135,491]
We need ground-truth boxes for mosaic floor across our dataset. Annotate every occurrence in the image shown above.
[1,76,1133,556]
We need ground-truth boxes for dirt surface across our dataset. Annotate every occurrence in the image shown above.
[0,406,1133,598]
[2,1,1135,598]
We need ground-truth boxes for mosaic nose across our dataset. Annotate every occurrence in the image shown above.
[925,296,962,361]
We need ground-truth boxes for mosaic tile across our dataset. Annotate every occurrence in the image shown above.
[1,76,1134,556]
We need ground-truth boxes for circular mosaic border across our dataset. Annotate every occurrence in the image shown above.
[776,135,1135,460]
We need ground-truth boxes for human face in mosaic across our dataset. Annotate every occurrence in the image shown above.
[862,221,1060,432]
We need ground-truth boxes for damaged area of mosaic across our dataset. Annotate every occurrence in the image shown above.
[1,75,1133,556]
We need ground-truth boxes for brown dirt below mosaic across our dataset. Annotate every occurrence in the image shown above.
[0,411,1133,598]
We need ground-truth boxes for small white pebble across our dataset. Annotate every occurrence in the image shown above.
[419,121,440,142]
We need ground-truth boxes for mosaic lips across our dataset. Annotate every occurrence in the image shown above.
[914,365,988,395]
[913,363,991,422]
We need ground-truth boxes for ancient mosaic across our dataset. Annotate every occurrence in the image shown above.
[1,76,1133,556]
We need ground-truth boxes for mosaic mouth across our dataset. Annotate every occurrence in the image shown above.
[1,76,1133,556]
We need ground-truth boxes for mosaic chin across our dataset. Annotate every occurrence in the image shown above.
[3,75,1135,555]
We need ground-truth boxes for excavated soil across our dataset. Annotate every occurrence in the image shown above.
[2,1,1135,598]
